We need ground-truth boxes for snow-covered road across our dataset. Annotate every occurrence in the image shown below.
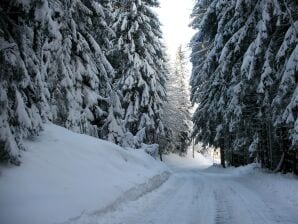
[69,154,298,224]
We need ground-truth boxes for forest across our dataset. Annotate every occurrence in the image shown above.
[0,1,298,224]
[0,0,191,165]
[0,0,297,173]
[190,0,297,172]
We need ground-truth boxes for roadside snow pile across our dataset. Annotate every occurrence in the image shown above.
[228,163,260,175]
[0,123,169,224]
[204,163,298,210]
[237,167,298,210]
[141,143,159,159]
[205,163,259,176]
[164,150,213,171]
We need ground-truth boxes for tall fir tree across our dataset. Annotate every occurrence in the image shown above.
[0,0,45,164]
[110,0,168,147]
[190,0,298,170]
[162,45,191,154]
[0,0,124,163]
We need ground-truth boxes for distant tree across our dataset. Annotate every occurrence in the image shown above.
[162,45,191,154]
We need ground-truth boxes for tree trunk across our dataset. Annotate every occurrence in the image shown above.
[220,148,225,168]
[273,152,284,173]
[159,149,163,161]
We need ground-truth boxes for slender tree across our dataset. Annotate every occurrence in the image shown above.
[162,45,191,154]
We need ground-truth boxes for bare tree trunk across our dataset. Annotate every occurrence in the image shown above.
[220,148,225,168]
[273,152,284,173]
[192,138,195,158]
[268,121,273,169]
[159,148,163,161]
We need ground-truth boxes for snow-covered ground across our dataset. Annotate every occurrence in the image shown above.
[0,124,169,224]
[1,124,298,224]
[68,153,298,224]
[163,151,213,171]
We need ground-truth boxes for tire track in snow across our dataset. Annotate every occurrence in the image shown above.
[227,180,297,224]
[213,188,233,224]
[227,185,271,224]
[65,164,298,224]
[63,171,171,224]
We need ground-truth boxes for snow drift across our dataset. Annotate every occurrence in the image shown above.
[0,123,169,224]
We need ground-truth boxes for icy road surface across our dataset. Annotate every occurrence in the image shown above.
[69,153,298,224]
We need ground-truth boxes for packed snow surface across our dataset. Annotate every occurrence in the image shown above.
[0,124,168,224]
[69,153,298,224]
[1,124,298,224]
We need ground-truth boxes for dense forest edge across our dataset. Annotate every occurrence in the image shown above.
[0,0,297,174]
[190,0,297,173]
[0,0,191,165]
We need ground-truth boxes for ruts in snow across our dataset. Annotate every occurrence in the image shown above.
[67,159,298,224]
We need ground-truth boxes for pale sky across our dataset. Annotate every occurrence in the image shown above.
[156,0,195,62]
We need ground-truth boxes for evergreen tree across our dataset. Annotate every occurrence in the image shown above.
[0,0,45,164]
[190,0,298,170]
[162,45,191,154]
[110,0,168,147]
[0,0,124,163]
[43,0,123,140]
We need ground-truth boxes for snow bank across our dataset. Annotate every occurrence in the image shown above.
[0,123,169,224]
[204,163,298,210]
[236,166,298,211]
[205,163,259,176]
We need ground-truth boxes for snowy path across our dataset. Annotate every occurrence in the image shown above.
[69,155,298,224]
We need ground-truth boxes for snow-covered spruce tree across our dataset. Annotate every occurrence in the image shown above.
[271,5,298,157]
[110,0,168,147]
[27,0,123,142]
[0,0,125,164]
[42,0,124,141]
[162,45,191,154]
[190,0,298,170]
[0,0,45,164]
